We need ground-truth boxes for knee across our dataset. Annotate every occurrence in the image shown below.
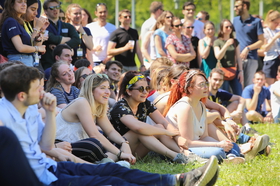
[246,110,258,121]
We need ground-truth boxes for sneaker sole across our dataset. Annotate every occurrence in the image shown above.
[246,134,270,160]
[206,168,219,186]
[223,157,245,164]
[194,156,219,186]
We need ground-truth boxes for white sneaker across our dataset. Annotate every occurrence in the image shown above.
[116,161,130,168]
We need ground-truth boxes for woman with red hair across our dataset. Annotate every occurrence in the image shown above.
[164,69,243,162]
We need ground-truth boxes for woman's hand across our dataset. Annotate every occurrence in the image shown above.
[56,141,72,152]
[217,140,233,152]
[222,121,237,142]
[120,142,132,154]
[165,129,180,137]
[120,152,136,165]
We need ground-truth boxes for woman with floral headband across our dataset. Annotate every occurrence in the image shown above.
[163,69,244,163]
[55,73,136,164]
[109,71,206,163]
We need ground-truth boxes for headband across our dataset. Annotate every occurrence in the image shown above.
[126,75,145,89]
[185,70,198,89]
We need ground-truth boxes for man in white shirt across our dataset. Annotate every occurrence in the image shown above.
[86,3,116,66]
[181,2,204,39]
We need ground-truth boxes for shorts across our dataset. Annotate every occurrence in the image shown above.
[262,57,280,78]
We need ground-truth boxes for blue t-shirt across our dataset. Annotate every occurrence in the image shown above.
[233,15,263,60]
[154,29,169,58]
[242,84,270,113]
[1,17,32,55]
[50,85,80,105]
[209,89,233,107]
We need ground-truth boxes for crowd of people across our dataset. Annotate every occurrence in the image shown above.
[0,0,279,185]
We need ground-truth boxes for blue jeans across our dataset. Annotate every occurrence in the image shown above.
[8,54,34,67]
[221,71,242,96]
[237,133,251,144]
[189,142,241,161]
[49,162,175,186]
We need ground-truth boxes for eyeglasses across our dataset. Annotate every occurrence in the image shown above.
[185,26,194,29]
[80,74,89,79]
[48,5,60,10]
[173,23,183,28]
[196,82,209,88]
[225,26,233,29]
[234,5,242,9]
[185,8,195,11]
[130,86,151,93]
[166,16,173,19]
[123,15,131,19]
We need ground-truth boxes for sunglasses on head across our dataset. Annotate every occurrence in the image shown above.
[96,3,106,7]
[173,23,183,28]
[186,26,194,29]
[123,15,131,19]
[129,86,151,93]
[96,73,109,79]
[48,5,60,10]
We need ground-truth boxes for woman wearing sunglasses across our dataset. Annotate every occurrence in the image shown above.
[55,73,136,164]
[109,71,206,163]
[65,4,93,64]
[165,17,196,67]
[46,61,80,109]
[0,0,46,66]
[213,19,243,96]
[163,69,244,163]
[73,66,92,89]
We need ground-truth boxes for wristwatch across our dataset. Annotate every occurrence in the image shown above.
[81,32,87,36]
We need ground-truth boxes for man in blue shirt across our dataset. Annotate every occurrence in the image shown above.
[233,0,264,87]
[242,71,273,123]
[0,65,219,186]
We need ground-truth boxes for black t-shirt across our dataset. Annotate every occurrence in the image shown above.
[189,36,199,69]
[209,89,233,107]
[109,27,139,67]
[109,98,157,135]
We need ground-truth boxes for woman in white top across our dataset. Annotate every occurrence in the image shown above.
[56,73,136,164]
[262,10,280,86]
[164,69,242,161]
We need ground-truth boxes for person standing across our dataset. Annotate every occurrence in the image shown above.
[86,3,116,66]
[181,2,204,39]
[108,9,145,72]
[233,0,264,87]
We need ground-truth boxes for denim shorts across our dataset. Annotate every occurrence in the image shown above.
[7,54,34,67]
[262,57,280,78]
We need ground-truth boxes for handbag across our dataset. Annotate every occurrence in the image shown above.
[0,54,8,64]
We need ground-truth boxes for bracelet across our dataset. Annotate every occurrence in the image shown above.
[33,28,39,32]
[117,150,122,159]
[34,46,39,52]
[246,47,250,51]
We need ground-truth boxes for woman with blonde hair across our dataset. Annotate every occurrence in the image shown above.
[65,4,93,64]
[262,10,280,85]
[55,73,136,164]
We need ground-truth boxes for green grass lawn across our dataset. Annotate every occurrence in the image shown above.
[131,124,280,186]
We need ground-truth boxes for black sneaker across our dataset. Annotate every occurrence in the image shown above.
[176,156,219,186]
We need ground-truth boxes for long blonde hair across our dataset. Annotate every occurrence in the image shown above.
[79,74,110,118]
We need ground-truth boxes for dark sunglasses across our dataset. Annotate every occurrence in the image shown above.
[174,23,183,28]
[96,3,106,7]
[123,15,131,19]
[166,16,173,19]
[48,5,60,10]
[196,16,202,21]
[225,26,233,29]
[185,8,195,11]
[186,26,194,29]
[80,74,89,79]
[130,86,151,93]
[59,17,65,21]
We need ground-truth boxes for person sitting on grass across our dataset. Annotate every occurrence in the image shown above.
[242,71,273,124]
[0,65,219,186]
[163,69,245,162]
[109,71,204,163]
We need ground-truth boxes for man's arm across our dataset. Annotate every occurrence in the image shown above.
[64,23,80,48]
[107,41,131,56]
[229,95,245,113]
[240,34,264,60]
[39,92,57,151]
[245,85,261,111]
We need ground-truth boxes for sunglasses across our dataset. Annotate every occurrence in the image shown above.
[174,23,183,28]
[225,26,233,29]
[130,86,151,93]
[96,3,106,7]
[96,73,109,79]
[196,16,202,21]
[59,17,65,21]
[185,8,195,11]
[185,26,194,29]
[80,74,89,79]
[166,16,173,19]
[123,15,131,19]
[48,5,60,10]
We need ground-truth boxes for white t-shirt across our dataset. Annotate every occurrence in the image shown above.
[270,80,280,119]
[86,22,116,61]
[140,17,156,39]
[181,19,205,39]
